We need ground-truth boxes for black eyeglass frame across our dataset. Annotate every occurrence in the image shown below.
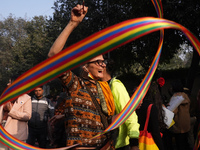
[87,59,108,66]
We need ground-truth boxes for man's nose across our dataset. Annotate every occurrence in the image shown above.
[101,63,106,68]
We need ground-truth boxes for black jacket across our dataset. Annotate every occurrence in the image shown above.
[28,96,54,128]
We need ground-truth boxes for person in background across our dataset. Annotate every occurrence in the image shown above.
[102,58,140,150]
[193,89,200,150]
[167,79,190,150]
[48,4,115,149]
[197,89,200,123]
[48,92,68,148]
[196,89,200,133]
[0,76,32,149]
[46,94,57,108]
[183,87,196,150]
[27,86,54,148]
[136,81,166,150]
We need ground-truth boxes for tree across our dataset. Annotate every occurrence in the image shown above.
[163,0,200,92]
[0,16,28,92]
[47,0,191,71]
[48,0,200,90]
[0,16,51,93]
[1,0,199,94]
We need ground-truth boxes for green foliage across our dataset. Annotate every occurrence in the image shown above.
[0,16,28,92]
[0,16,50,93]
[48,0,200,74]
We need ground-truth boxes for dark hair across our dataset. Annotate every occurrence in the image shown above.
[46,94,54,99]
[105,58,116,77]
[171,79,184,93]
[35,86,43,89]
[72,66,83,76]
[144,82,166,131]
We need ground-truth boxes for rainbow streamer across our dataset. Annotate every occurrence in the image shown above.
[91,0,165,139]
[0,0,200,149]
[194,123,200,150]
[1,18,199,106]
[0,126,41,150]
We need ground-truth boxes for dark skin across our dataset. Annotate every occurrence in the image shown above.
[34,87,44,99]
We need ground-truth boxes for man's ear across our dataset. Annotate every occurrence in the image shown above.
[83,65,88,72]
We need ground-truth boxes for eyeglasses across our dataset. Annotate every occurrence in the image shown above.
[87,60,108,66]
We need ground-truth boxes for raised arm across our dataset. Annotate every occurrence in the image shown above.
[48,4,88,58]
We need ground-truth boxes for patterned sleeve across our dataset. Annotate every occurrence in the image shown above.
[56,71,79,115]
[59,71,75,89]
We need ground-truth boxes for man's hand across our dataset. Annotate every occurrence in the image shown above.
[71,4,88,23]
[49,114,65,125]
[6,102,13,111]
[48,4,88,58]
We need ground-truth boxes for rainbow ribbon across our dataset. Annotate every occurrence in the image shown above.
[194,123,200,150]
[0,0,200,149]
[1,18,200,106]
[91,0,165,140]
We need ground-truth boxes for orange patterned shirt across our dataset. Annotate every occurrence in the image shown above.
[55,71,107,147]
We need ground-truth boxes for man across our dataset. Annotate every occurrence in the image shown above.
[102,59,140,150]
[27,86,54,148]
[0,77,32,149]
[48,4,115,149]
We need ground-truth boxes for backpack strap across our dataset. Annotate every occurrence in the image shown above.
[144,104,153,131]
[85,86,109,129]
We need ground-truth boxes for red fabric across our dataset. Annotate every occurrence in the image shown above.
[157,77,165,87]
[139,104,162,150]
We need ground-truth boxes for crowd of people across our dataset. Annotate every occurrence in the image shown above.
[0,4,199,150]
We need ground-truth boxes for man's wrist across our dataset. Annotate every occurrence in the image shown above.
[69,20,80,27]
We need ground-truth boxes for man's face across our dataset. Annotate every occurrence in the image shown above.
[34,87,44,98]
[85,55,106,80]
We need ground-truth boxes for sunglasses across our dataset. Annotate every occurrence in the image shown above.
[87,60,108,66]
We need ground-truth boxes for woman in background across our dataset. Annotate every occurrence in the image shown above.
[136,81,166,150]
[0,77,32,150]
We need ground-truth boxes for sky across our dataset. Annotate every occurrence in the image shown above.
[0,0,55,20]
